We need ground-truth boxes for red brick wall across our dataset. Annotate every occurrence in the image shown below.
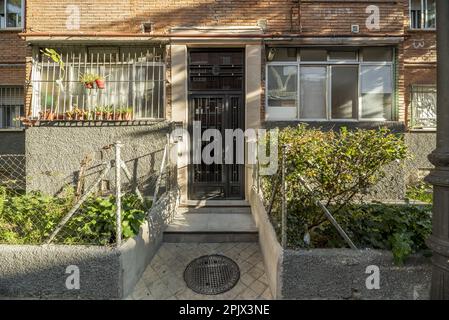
[0,32,27,63]
[25,0,406,35]
[16,0,436,127]
[0,31,27,86]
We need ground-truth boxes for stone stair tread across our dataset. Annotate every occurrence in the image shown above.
[179,200,250,207]
[165,213,257,233]
[177,207,251,214]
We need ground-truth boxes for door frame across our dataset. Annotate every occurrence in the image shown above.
[187,48,246,200]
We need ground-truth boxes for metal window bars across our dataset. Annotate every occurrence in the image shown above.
[0,86,24,129]
[31,46,165,122]
[410,84,437,129]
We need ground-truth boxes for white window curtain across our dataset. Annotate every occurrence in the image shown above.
[360,65,393,119]
[300,66,327,119]
[266,65,298,120]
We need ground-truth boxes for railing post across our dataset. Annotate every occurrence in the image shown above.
[256,136,260,194]
[115,141,122,247]
[281,145,287,249]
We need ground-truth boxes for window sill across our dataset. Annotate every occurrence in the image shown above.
[28,119,167,127]
[409,128,436,132]
[0,28,24,32]
[407,28,436,33]
[0,128,25,132]
[263,120,406,132]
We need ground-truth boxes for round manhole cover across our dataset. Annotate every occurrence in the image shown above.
[184,254,240,295]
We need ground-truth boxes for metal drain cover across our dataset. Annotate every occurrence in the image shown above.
[184,254,240,295]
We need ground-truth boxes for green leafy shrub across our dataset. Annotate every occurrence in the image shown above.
[262,124,428,264]
[0,187,147,245]
[309,203,432,264]
[406,181,433,203]
[61,193,147,245]
[0,187,73,244]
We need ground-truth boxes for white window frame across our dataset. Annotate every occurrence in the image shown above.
[409,0,436,30]
[265,48,395,122]
[0,0,24,30]
[265,62,299,121]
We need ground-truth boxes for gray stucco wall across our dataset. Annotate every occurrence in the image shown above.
[282,249,432,300]
[0,130,25,154]
[404,131,436,184]
[25,122,171,196]
[0,244,121,299]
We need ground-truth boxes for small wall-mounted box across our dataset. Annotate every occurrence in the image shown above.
[351,24,360,33]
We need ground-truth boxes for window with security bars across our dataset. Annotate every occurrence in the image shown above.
[410,85,436,129]
[0,86,24,129]
[31,46,166,121]
[410,0,436,29]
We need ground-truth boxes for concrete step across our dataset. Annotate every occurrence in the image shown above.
[177,206,251,214]
[179,200,250,208]
[163,213,258,243]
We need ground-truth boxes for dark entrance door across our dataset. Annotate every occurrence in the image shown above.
[188,49,245,200]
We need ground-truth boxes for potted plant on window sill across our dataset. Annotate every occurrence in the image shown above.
[121,107,133,121]
[79,73,97,89]
[39,110,55,121]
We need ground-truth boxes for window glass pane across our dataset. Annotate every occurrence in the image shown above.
[0,87,24,129]
[361,65,393,119]
[425,0,436,29]
[6,0,21,28]
[267,48,297,62]
[331,66,358,119]
[410,0,422,29]
[300,66,327,119]
[329,50,357,61]
[362,47,393,61]
[0,0,5,28]
[267,65,298,107]
[300,49,327,61]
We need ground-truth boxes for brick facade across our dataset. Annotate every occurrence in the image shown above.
[0,0,438,129]
[0,31,27,86]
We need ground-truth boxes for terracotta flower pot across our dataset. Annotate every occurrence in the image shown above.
[42,111,55,121]
[84,82,94,89]
[104,112,113,120]
[95,79,106,89]
[123,112,132,121]
[95,112,103,120]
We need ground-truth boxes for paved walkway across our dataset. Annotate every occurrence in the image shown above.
[127,243,273,300]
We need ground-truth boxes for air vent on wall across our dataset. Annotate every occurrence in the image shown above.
[351,25,360,33]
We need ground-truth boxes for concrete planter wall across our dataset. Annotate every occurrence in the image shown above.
[249,187,432,300]
[0,221,161,299]
[0,188,178,299]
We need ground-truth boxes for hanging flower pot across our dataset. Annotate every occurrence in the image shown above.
[79,73,96,90]
[95,77,106,89]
